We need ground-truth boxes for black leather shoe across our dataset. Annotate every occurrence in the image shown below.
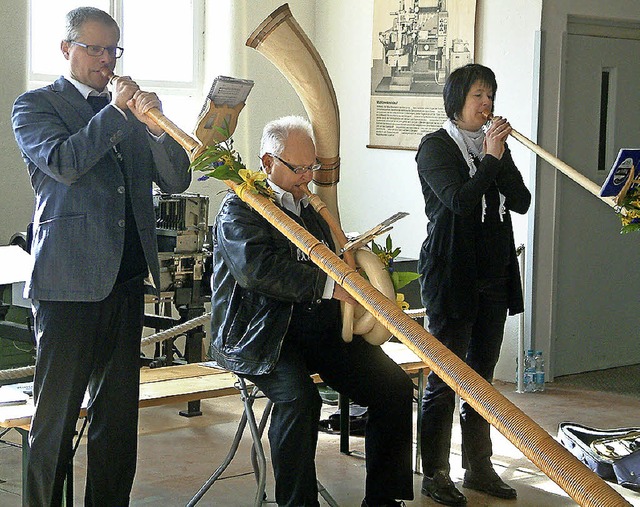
[463,471,517,499]
[421,471,467,506]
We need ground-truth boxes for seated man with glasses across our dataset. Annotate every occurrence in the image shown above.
[209,115,414,507]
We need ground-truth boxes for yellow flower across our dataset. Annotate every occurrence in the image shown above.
[375,251,393,268]
[396,293,409,311]
[237,168,268,195]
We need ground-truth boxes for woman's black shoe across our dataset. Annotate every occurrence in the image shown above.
[463,471,517,499]
[421,471,467,506]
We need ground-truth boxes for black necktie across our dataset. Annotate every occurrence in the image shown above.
[87,95,109,114]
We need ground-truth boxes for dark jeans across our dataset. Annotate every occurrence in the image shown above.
[27,277,144,506]
[244,301,414,507]
[420,278,509,477]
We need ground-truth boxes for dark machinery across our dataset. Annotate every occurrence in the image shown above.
[375,0,472,93]
[144,193,212,416]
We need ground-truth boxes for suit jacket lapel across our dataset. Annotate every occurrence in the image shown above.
[52,76,123,170]
[52,77,96,123]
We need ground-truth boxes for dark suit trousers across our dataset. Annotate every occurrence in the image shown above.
[244,301,415,507]
[27,277,144,507]
[420,278,509,477]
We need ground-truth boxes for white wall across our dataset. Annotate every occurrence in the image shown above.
[0,1,33,244]
[0,1,541,383]
[6,0,638,383]
[314,0,542,382]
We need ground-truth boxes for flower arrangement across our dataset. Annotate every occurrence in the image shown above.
[617,186,640,234]
[190,129,274,199]
[370,235,420,309]
[191,131,421,309]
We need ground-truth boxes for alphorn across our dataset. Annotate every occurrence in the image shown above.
[482,111,618,209]
[245,5,630,507]
[301,184,396,344]
[247,7,395,345]
[101,15,630,507]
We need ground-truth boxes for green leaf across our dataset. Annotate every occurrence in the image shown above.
[391,271,420,291]
[621,222,640,234]
[212,164,241,183]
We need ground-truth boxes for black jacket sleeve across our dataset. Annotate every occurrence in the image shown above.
[215,194,327,304]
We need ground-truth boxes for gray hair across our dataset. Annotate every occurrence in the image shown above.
[64,7,120,42]
[259,115,315,158]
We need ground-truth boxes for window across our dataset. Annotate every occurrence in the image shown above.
[28,0,219,132]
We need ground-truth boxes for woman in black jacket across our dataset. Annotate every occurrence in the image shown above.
[416,64,531,506]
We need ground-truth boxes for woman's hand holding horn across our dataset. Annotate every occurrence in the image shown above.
[482,111,511,160]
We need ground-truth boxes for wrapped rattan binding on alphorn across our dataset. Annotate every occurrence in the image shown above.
[231,178,630,507]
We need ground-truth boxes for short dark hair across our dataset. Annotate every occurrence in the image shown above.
[442,64,497,121]
[64,7,120,42]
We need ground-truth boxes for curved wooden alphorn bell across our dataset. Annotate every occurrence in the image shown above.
[247,4,395,345]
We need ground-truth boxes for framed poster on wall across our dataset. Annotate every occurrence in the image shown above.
[369,0,477,150]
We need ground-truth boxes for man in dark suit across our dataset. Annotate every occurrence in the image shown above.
[210,115,414,507]
[11,6,191,505]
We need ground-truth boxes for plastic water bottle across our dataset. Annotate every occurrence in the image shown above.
[523,349,536,393]
[534,350,545,392]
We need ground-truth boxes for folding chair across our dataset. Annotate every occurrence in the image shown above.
[187,376,339,506]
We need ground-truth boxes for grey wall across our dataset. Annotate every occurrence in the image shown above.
[534,0,640,377]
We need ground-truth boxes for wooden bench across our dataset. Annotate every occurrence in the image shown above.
[0,341,428,505]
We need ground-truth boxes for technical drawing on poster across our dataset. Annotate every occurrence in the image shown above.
[369,0,477,149]
[373,0,475,95]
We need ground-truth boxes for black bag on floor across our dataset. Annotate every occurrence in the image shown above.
[558,422,640,492]
[319,404,368,435]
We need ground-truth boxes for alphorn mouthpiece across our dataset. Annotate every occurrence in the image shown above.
[481,110,494,120]
[99,67,117,83]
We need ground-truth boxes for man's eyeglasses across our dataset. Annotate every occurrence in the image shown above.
[69,41,124,59]
[270,154,321,174]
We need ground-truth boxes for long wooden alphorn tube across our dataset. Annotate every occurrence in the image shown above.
[243,5,630,506]
[122,87,629,507]
[103,42,631,507]
[483,112,617,208]
[233,184,630,507]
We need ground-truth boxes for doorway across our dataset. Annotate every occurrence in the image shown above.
[554,18,640,375]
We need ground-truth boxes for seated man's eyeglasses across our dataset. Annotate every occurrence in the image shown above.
[270,153,321,174]
[69,41,124,59]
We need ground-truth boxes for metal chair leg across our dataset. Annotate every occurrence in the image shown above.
[187,376,340,506]
[317,479,340,506]
[186,378,262,506]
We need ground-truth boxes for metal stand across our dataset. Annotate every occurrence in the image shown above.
[186,377,339,506]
